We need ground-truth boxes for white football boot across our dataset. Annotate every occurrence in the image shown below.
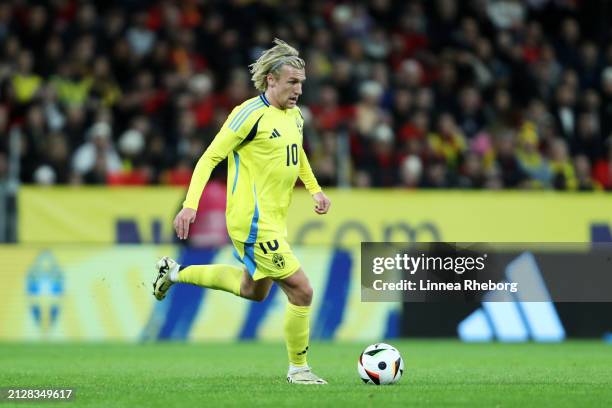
[287,367,328,385]
[152,256,179,300]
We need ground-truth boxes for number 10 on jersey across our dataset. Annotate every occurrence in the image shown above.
[286,143,298,166]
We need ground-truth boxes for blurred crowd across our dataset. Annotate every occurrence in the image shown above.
[1,0,612,190]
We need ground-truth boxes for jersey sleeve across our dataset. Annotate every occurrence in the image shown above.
[183,106,260,209]
[298,146,322,195]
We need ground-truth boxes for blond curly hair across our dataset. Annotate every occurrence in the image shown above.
[249,38,305,92]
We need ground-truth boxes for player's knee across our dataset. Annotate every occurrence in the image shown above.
[241,283,269,302]
[243,290,260,302]
[250,290,268,302]
[293,284,313,306]
[240,282,254,301]
[304,285,313,304]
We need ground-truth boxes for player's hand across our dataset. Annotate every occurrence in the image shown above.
[174,207,197,240]
[312,191,331,215]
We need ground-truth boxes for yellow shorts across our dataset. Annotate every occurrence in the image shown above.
[231,237,300,281]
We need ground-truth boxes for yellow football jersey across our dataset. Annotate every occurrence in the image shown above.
[183,94,321,243]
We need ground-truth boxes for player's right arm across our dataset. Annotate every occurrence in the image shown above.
[182,128,241,210]
[174,103,252,239]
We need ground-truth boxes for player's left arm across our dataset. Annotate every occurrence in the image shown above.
[298,146,331,215]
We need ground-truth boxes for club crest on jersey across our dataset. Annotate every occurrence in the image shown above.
[272,253,285,269]
[295,118,303,135]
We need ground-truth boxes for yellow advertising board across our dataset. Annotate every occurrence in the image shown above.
[19,187,612,245]
[19,187,184,244]
[287,190,612,245]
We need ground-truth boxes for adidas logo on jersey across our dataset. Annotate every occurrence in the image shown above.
[269,128,282,139]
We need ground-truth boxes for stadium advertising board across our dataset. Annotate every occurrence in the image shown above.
[0,245,398,342]
[19,188,612,245]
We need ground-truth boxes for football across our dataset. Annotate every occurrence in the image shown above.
[357,343,404,385]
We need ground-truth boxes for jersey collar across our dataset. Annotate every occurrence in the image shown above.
[259,93,271,107]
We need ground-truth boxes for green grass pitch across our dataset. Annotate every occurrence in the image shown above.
[1,341,611,407]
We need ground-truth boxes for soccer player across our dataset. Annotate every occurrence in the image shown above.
[153,39,331,385]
